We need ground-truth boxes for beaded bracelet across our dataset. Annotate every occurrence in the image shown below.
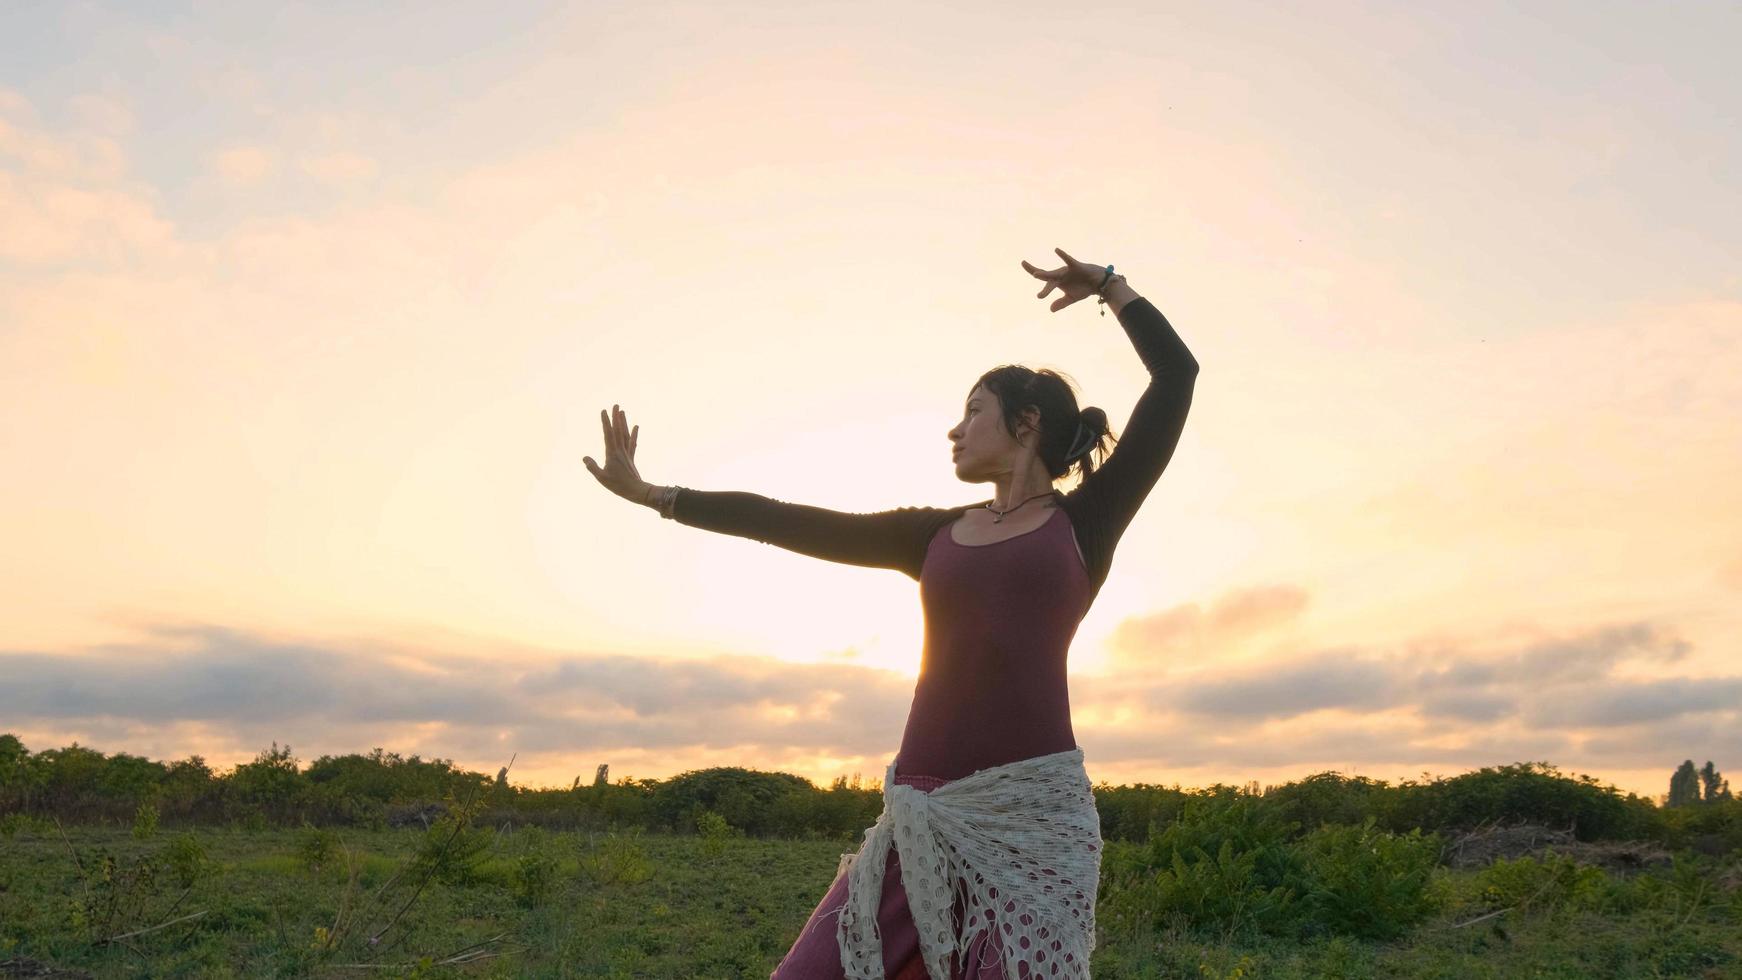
[1095,264,1127,316]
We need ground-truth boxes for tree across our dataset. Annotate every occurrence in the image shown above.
[0,734,34,811]
[1667,760,1701,807]
[227,741,306,820]
[1698,760,1732,803]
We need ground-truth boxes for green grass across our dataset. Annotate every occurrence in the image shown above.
[1,826,1737,978]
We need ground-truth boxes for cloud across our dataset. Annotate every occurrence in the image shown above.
[0,173,176,265]
[1528,677,1742,728]
[2,604,1735,789]
[1071,595,1738,782]
[1206,584,1312,635]
[1175,650,1396,719]
[0,88,32,120]
[298,151,377,186]
[1105,583,1311,673]
[67,93,135,136]
[0,623,914,778]
[211,145,276,186]
[1719,555,1742,593]
[0,92,173,266]
[0,113,127,182]
[1416,689,1515,722]
[1581,715,1742,768]
[1132,617,1720,729]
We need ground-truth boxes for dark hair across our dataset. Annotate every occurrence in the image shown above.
[966,365,1117,485]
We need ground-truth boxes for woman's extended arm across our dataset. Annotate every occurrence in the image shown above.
[661,487,938,577]
[583,406,937,578]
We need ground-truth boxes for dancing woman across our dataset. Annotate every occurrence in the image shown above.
[583,248,1199,979]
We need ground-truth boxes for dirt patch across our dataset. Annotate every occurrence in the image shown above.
[385,801,448,830]
[1716,861,1742,894]
[1440,821,1672,876]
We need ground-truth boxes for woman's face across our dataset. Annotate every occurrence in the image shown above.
[949,385,1034,479]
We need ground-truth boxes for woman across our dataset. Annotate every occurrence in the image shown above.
[583,248,1200,979]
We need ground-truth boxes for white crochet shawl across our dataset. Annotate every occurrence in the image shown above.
[831,747,1102,979]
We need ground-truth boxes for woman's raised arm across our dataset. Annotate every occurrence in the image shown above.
[1020,250,1201,574]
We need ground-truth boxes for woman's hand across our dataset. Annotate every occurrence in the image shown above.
[1021,247,1110,312]
[583,404,648,503]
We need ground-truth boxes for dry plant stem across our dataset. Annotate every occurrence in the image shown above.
[349,862,409,943]
[1448,907,1512,929]
[113,939,148,966]
[331,936,522,970]
[438,933,512,964]
[53,817,94,918]
[324,846,363,951]
[272,898,290,949]
[157,885,192,924]
[1672,881,1708,932]
[366,754,515,952]
[332,951,515,970]
[104,910,209,943]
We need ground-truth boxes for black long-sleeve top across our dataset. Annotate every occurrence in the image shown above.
[668,295,1200,605]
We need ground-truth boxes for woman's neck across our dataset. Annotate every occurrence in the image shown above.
[988,487,1056,512]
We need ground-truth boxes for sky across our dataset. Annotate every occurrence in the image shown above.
[1,0,1738,801]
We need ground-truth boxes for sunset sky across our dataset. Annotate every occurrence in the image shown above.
[2,1,1738,800]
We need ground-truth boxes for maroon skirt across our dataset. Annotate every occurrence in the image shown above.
[769,770,1009,980]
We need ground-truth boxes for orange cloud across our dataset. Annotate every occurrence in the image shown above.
[1104,582,1310,673]
[0,94,172,266]
[298,151,378,186]
[211,145,276,186]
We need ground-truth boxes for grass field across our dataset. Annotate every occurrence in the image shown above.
[2,824,1738,978]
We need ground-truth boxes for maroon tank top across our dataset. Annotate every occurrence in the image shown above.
[894,504,1092,780]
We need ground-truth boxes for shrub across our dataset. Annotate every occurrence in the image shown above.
[1135,837,1299,941]
[0,812,52,838]
[697,808,744,858]
[652,766,813,835]
[1384,762,1657,842]
[131,800,159,840]
[1266,772,1391,833]
[1093,783,1191,843]
[161,831,210,889]
[577,828,652,887]
[1474,852,1609,915]
[1104,794,1447,942]
[1629,852,1719,921]
[511,826,560,908]
[413,812,492,887]
[295,821,342,872]
[1657,797,1742,853]
[1291,817,1444,940]
[1101,792,1303,941]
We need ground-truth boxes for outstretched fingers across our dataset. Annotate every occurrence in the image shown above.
[1022,259,1061,300]
[602,405,632,460]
